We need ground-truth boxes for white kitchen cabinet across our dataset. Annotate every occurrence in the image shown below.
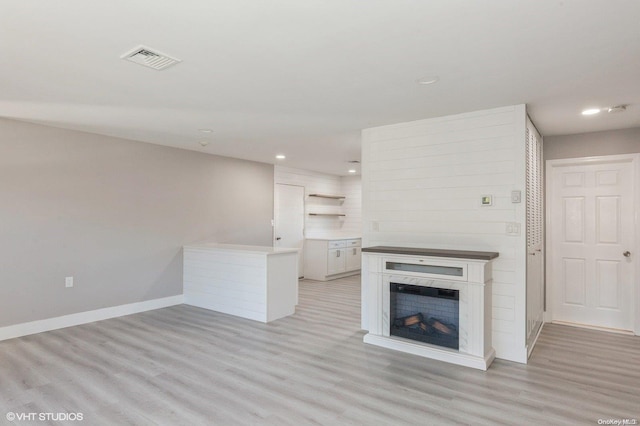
[327,248,346,275]
[304,237,361,281]
[345,246,361,271]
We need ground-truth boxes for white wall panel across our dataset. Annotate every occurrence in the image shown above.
[275,166,361,238]
[340,175,362,236]
[362,105,528,363]
[275,166,342,236]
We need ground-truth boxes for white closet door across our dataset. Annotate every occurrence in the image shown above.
[275,184,305,277]
[526,118,544,352]
[548,156,635,331]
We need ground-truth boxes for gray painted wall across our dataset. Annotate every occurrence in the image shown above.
[0,118,274,327]
[545,127,640,160]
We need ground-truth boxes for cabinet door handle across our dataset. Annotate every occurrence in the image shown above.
[337,250,340,258]
[353,248,357,255]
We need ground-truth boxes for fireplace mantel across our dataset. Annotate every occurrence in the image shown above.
[361,247,498,370]
[362,246,499,260]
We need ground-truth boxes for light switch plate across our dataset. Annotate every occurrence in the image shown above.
[511,190,522,203]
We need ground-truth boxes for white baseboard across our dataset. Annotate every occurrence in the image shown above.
[527,321,545,359]
[363,333,495,371]
[550,320,635,336]
[0,295,184,342]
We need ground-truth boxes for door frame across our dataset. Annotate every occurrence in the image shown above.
[545,153,640,335]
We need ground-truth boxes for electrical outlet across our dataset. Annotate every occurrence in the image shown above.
[372,221,379,231]
[506,222,520,236]
[65,276,74,288]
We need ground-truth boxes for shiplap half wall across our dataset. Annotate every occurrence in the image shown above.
[275,166,362,237]
[362,105,528,363]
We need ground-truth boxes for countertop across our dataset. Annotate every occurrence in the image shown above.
[184,242,299,255]
[305,235,361,241]
[361,246,499,261]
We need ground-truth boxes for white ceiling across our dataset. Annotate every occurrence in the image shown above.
[2,1,639,176]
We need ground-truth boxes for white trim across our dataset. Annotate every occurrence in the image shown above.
[0,295,184,342]
[364,333,496,371]
[545,153,639,336]
[635,153,640,336]
[551,320,635,336]
[527,322,545,358]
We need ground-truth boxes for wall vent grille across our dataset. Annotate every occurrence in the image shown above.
[121,45,181,70]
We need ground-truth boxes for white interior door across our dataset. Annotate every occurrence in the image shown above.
[275,184,305,277]
[548,155,636,332]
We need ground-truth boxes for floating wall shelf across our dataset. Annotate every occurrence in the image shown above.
[308,194,346,200]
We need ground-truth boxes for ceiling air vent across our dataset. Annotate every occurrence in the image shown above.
[121,45,181,70]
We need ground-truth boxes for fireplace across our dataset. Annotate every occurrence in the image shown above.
[390,283,459,350]
[361,247,498,370]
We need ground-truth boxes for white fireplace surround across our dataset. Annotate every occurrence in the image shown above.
[361,248,497,370]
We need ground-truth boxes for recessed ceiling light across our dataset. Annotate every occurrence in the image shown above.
[198,129,213,133]
[581,108,601,116]
[198,140,209,147]
[275,154,286,160]
[607,105,627,113]
[348,169,357,174]
[417,76,440,85]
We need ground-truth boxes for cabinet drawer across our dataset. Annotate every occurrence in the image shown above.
[345,239,361,247]
[328,240,347,249]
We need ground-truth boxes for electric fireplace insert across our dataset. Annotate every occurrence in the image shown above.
[389,283,459,350]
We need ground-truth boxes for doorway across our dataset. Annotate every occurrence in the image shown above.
[546,154,638,334]
[274,184,305,278]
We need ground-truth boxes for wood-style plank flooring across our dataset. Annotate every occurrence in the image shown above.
[1,275,639,425]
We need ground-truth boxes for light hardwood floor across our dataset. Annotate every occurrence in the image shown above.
[1,275,639,425]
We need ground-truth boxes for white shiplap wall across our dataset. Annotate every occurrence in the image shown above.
[274,166,362,238]
[340,175,362,236]
[361,105,528,363]
[274,166,344,237]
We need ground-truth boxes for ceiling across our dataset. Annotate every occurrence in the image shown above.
[2,1,639,176]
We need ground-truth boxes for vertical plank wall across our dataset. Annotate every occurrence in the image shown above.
[340,175,363,236]
[361,105,528,363]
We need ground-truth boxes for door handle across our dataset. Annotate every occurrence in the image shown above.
[623,251,631,257]
[276,237,281,241]
[337,251,340,257]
